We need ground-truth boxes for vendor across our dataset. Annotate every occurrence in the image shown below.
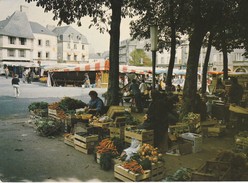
[87,90,105,115]
[228,77,244,105]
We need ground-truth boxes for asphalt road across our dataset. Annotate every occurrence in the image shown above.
[0,76,118,182]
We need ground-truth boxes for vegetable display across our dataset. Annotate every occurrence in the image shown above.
[96,138,118,155]
[122,160,145,174]
[35,119,62,136]
[28,102,48,111]
[138,143,163,163]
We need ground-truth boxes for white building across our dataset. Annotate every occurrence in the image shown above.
[0,11,34,64]
[30,22,57,65]
[52,26,89,64]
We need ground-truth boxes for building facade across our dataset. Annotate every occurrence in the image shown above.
[52,26,89,64]
[0,11,34,64]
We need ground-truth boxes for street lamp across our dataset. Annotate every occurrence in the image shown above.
[150,25,158,89]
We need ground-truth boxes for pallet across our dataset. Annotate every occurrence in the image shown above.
[109,126,125,140]
[114,164,151,182]
[151,162,165,181]
[124,129,154,146]
[191,161,231,181]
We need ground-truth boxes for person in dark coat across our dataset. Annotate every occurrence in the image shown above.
[129,79,143,113]
[139,90,169,152]
[228,77,244,105]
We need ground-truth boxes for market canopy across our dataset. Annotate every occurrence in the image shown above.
[3,61,39,68]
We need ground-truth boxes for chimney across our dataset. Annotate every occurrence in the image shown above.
[20,5,28,13]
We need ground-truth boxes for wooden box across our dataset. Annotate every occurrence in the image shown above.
[207,125,226,137]
[64,134,75,147]
[74,133,98,154]
[109,126,125,140]
[191,161,231,181]
[169,123,190,136]
[114,164,151,182]
[151,161,165,181]
[124,129,154,146]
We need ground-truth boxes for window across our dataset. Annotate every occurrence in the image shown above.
[45,40,50,47]
[82,45,85,50]
[67,43,70,49]
[74,44,77,49]
[38,39,42,46]
[19,38,26,45]
[9,37,16,44]
[235,53,243,61]
[46,52,49,58]
[67,54,71,61]
[161,57,165,64]
[8,49,15,57]
[38,52,42,58]
[19,50,25,57]
[74,55,77,61]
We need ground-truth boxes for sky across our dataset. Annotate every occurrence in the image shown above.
[0,0,133,53]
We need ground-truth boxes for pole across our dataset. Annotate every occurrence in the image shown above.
[152,50,156,90]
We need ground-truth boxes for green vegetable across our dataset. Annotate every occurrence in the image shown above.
[111,137,125,155]
[58,97,87,113]
[99,153,113,171]
[28,102,48,111]
[35,119,62,137]
[140,158,152,170]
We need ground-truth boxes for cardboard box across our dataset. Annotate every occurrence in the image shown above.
[181,133,202,153]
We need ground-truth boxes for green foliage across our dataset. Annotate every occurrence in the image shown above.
[123,112,140,126]
[139,158,152,170]
[58,97,87,113]
[99,152,113,171]
[35,119,63,137]
[111,137,125,155]
[129,49,152,66]
[28,102,48,111]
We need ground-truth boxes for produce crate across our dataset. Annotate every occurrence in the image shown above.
[207,125,226,137]
[96,153,122,167]
[191,161,231,181]
[64,134,74,147]
[180,133,202,153]
[124,128,154,146]
[235,135,248,146]
[74,133,98,154]
[106,106,127,117]
[113,116,127,127]
[151,161,165,181]
[91,120,113,128]
[169,123,190,136]
[109,126,125,140]
[114,164,151,182]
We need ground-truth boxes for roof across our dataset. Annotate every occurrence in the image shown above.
[52,26,88,44]
[0,11,34,38]
[29,22,56,36]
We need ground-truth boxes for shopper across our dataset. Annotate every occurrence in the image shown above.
[129,79,143,113]
[4,67,9,79]
[139,90,169,152]
[228,77,244,105]
[12,74,20,98]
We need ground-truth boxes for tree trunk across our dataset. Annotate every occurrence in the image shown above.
[201,32,213,94]
[166,0,176,86]
[181,27,207,117]
[107,0,122,106]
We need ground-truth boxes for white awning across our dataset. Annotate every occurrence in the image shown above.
[3,61,39,67]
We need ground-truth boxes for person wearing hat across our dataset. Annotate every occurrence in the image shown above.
[12,74,20,98]
[87,90,104,115]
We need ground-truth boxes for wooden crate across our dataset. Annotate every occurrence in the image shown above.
[106,106,127,117]
[109,126,125,140]
[191,161,231,181]
[151,161,165,181]
[124,129,154,146]
[207,125,226,137]
[114,164,151,182]
[96,153,122,167]
[91,120,113,128]
[169,123,190,136]
[64,134,74,147]
[235,135,248,147]
[74,133,98,154]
